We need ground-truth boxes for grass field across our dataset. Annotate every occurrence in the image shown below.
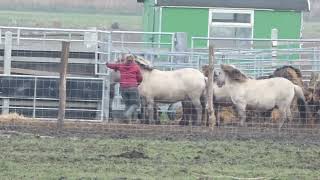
[0,133,319,179]
[2,10,320,38]
[1,10,142,30]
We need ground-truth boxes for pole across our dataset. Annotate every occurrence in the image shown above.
[2,31,12,114]
[57,41,70,129]
[207,45,216,127]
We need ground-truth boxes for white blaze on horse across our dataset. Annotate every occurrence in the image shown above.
[216,64,306,129]
[133,55,207,125]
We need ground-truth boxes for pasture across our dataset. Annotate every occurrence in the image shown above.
[0,10,142,30]
[0,129,319,179]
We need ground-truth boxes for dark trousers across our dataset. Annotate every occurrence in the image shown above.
[120,87,140,121]
[120,87,140,110]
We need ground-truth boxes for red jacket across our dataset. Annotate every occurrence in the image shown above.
[106,62,143,88]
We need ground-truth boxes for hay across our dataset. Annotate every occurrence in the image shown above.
[0,113,33,123]
[219,106,237,125]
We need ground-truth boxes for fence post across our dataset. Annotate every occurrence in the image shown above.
[174,32,188,64]
[98,34,110,122]
[2,31,12,114]
[207,45,216,127]
[271,28,278,66]
[57,41,70,129]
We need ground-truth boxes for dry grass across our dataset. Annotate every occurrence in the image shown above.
[0,0,142,14]
[0,113,31,123]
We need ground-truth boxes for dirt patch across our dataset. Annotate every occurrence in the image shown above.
[112,150,148,159]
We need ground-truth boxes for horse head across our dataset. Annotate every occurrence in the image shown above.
[132,55,154,71]
[217,64,248,87]
[201,64,219,83]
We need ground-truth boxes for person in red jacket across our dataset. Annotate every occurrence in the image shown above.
[106,54,143,122]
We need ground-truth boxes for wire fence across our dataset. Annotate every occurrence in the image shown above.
[0,26,320,137]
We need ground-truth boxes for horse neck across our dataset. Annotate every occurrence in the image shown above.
[225,76,249,89]
[140,68,154,79]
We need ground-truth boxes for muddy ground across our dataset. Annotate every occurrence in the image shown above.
[0,118,319,145]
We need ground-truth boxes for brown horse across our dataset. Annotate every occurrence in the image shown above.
[305,72,320,127]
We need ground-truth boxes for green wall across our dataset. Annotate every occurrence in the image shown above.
[142,5,303,49]
[142,0,155,32]
[142,0,162,45]
[254,10,302,60]
[161,7,209,47]
[254,10,302,39]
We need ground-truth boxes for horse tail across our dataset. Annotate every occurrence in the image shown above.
[201,76,208,125]
[294,85,307,123]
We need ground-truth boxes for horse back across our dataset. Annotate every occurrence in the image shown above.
[139,68,206,101]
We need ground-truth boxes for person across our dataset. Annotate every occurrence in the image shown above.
[106,54,143,122]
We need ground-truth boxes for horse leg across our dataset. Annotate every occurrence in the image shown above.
[235,104,247,126]
[200,94,207,126]
[154,103,160,125]
[140,97,148,124]
[278,107,287,130]
[147,99,154,124]
[180,100,189,126]
[191,98,202,126]
[214,104,220,126]
[286,107,293,128]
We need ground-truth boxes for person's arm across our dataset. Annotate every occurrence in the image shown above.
[106,62,120,71]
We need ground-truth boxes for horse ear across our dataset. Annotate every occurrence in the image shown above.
[220,64,233,73]
[221,64,247,82]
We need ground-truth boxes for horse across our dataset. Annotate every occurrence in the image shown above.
[201,64,234,126]
[305,72,320,127]
[133,55,207,126]
[215,64,307,130]
[257,66,311,125]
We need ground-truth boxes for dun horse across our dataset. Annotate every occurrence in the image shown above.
[216,64,307,129]
[133,55,207,125]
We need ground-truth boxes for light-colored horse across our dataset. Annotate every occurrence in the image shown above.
[133,55,207,125]
[216,64,306,129]
[202,65,233,125]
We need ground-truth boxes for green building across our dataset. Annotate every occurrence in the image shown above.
[137,0,310,48]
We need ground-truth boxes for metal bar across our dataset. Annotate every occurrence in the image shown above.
[17,28,20,45]
[0,74,104,80]
[0,26,110,33]
[192,36,320,43]
[33,77,37,118]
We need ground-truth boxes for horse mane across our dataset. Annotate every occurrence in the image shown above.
[136,61,154,71]
[256,75,274,80]
[133,55,154,71]
[274,65,302,78]
[221,64,248,82]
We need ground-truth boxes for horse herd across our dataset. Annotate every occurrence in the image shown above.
[109,54,320,129]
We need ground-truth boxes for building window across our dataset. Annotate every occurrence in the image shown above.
[209,9,254,48]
